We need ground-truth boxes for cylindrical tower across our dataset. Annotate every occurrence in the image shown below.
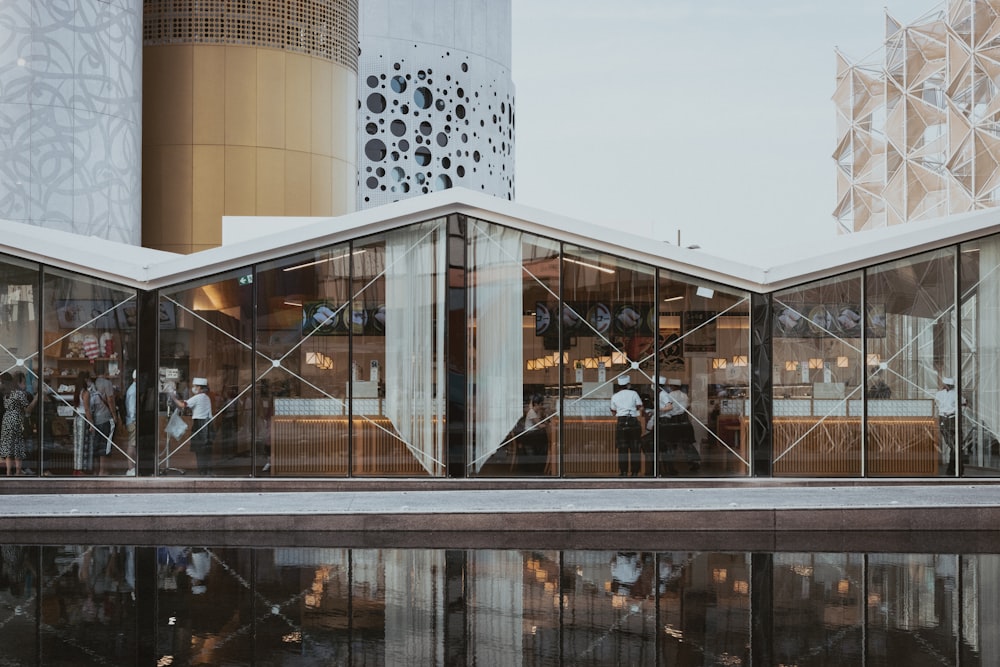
[357,0,514,208]
[0,0,143,244]
[142,0,359,254]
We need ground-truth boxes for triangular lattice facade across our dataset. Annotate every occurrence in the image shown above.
[834,0,1000,233]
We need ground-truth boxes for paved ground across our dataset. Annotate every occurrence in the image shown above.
[3,484,1000,539]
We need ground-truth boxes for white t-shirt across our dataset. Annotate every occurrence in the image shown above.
[186,391,213,420]
[610,389,642,417]
[935,387,957,417]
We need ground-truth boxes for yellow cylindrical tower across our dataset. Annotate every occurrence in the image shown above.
[142,0,359,253]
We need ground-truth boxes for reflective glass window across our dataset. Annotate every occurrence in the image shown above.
[656,274,751,477]
[159,270,253,477]
[256,245,352,477]
[467,219,558,477]
[959,235,1000,476]
[41,270,137,477]
[772,272,863,476]
[866,249,956,476]
[561,247,655,477]
[0,258,39,477]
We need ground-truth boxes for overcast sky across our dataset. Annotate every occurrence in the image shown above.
[510,0,933,261]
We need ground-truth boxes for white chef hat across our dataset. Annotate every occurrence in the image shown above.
[617,376,630,386]
[192,377,208,387]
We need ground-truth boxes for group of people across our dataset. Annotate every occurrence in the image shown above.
[71,368,135,476]
[610,375,701,477]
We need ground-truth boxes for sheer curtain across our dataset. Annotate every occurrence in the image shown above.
[385,221,447,476]
[469,222,523,471]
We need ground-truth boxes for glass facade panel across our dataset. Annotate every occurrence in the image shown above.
[256,245,352,477]
[656,273,751,477]
[159,270,253,477]
[351,220,448,477]
[866,249,956,476]
[772,273,863,476]
[959,236,1000,476]
[562,246,655,477]
[0,258,39,477]
[41,270,137,477]
[468,220,559,477]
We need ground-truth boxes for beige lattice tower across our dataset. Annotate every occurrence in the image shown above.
[834,0,1000,233]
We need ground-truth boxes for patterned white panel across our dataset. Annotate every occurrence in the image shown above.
[357,0,513,209]
[0,0,141,244]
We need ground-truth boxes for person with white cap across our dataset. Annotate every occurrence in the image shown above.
[935,373,960,474]
[609,375,645,476]
[170,377,214,475]
[663,378,700,473]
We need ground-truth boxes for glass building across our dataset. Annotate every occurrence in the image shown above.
[2,190,997,481]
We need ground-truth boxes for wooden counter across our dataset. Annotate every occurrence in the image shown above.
[772,416,938,476]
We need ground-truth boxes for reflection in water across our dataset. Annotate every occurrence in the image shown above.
[0,545,997,664]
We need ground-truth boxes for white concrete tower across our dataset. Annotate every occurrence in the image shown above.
[357,0,515,208]
[0,0,142,244]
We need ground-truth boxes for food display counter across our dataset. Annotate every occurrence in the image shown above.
[772,399,938,476]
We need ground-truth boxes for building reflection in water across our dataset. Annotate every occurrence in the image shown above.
[0,545,997,664]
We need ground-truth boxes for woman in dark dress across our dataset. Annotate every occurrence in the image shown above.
[1,372,37,476]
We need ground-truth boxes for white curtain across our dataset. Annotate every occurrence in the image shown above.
[385,221,447,476]
[470,550,524,666]
[384,549,445,665]
[469,222,524,471]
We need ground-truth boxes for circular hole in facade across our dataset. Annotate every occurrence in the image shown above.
[391,167,405,182]
[457,165,465,177]
[436,133,448,147]
[399,139,410,151]
[461,133,468,142]
[415,147,432,166]
[366,75,379,88]
[376,167,385,177]
[390,119,406,136]
[366,93,386,113]
[391,151,400,160]
[391,75,407,93]
[416,172,426,184]
[418,70,426,80]
[365,122,378,135]
[366,176,378,189]
[364,139,387,161]
[456,87,464,98]
[393,62,401,70]
[414,87,432,109]
[435,99,446,111]
[435,174,452,190]
[441,157,451,168]
[455,105,466,119]
[461,62,468,72]
[401,182,410,192]
[473,151,481,162]
[419,121,432,136]
[400,104,409,114]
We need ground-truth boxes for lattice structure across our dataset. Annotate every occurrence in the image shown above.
[143,0,358,69]
[834,0,1000,233]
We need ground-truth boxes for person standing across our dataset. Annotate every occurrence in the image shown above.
[72,372,94,475]
[520,394,549,475]
[90,371,118,476]
[663,379,700,473]
[610,376,645,477]
[170,377,214,475]
[935,375,960,475]
[1,372,37,476]
[124,370,137,476]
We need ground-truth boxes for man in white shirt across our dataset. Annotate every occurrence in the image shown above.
[610,376,645,476]
[935,376,960,475]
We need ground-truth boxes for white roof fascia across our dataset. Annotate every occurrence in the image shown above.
[4,192,1000,294]
[0,218,179,288]
[760,206,1000,291]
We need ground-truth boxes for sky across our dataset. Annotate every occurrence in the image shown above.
[510,0,933,261]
